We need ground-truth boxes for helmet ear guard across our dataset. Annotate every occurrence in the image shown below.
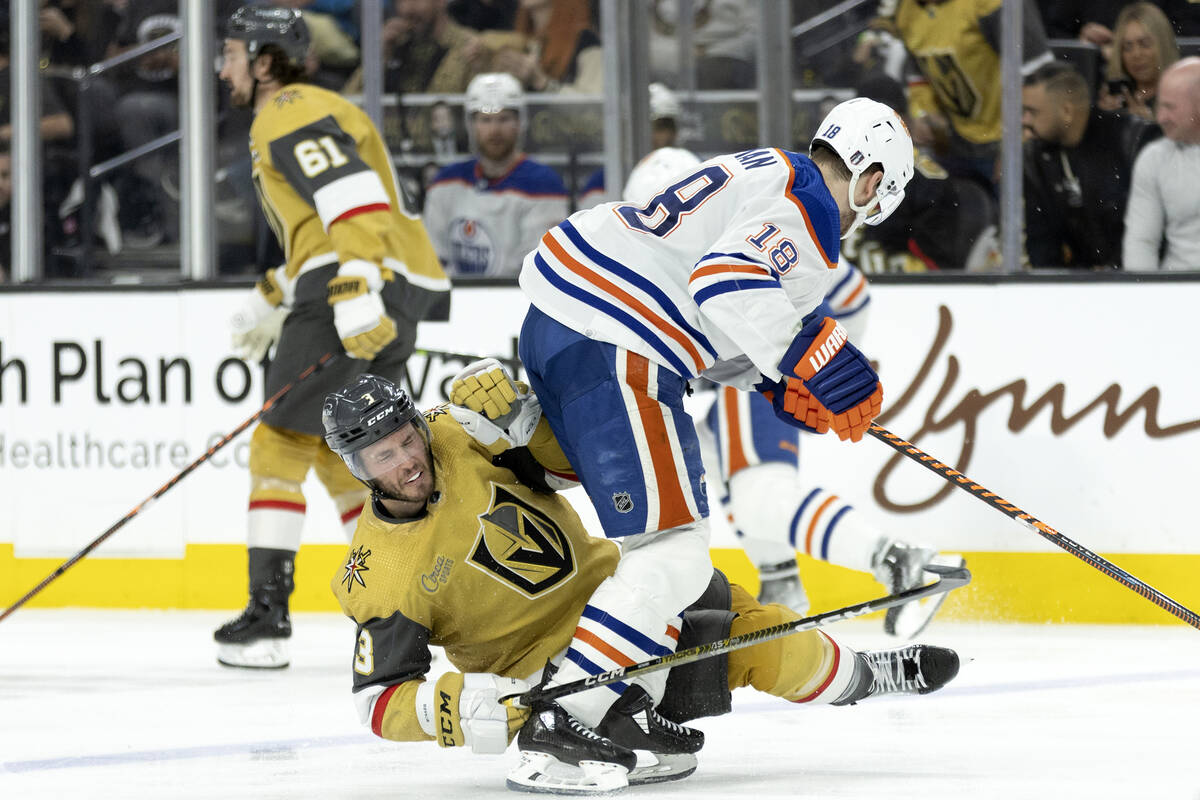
[811,97,915,239]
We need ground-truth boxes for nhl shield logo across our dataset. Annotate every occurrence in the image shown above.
[612,492,634,513]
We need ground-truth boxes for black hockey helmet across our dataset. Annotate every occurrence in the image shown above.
[322,374,432,485]
[225,6,310,66]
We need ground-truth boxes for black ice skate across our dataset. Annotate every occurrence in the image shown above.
[214,548,294,669]
[755,558,810,615]
[595,685,704,785]
[873,541,967,638]
[832,644,960,705]
[506,702,637,795]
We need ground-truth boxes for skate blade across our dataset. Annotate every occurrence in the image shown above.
[216,639,290,669]
[505,752,629,795]
[628,751,697,785]
[885,554,967,639]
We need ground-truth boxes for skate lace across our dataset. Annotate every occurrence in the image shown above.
[866,646,926,694]
[565,714,606,742]
[650,709,688,734]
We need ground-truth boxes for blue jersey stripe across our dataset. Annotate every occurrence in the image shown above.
[829,265,860,297]
[789,488,822,549]
[580,604,675,658]
[564,649,628,695]
[557,220,719,360]
[698,250,769,267]
[820,505,852,561]
[693,278,779,307]
[534,253,695,377]
[831,294,871,317]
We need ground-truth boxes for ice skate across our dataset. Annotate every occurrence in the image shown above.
[861,644,960,697]
[873,541,966,638]
[755,558,810,615]
[214,548,293,669]
[595,685,703,785]
[506,702,636,795]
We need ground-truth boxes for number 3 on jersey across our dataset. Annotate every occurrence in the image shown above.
[616,165,731,237]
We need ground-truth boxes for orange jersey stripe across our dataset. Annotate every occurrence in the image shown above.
[722,386,750,475]
[689,263,772,283]
[843,273,868,306]
[804,494,839,555]
[774,148,836,269]
[542,233,707,374]
[626,352,693,531]
[574,626,636,667]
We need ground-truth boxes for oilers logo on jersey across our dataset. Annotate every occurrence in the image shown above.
[448,217,498,275]
[469,485,577,597]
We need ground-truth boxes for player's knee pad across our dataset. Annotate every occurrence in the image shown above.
[728,462,802,544]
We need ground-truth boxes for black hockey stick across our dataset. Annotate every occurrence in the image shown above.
[867,424,1200,630]
[504,563,970,708]
[0,352,339,625]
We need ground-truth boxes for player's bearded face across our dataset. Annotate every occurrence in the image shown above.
[474,110,520,162]
[219,41,254,107]
[357,424,435,506]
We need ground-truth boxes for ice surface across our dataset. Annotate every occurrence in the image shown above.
[2,611,1197,800]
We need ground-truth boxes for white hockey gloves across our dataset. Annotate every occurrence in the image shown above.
[326,260,398,361]
[448,358,542,456]
[416,672,530,754]
[230,267,289,363]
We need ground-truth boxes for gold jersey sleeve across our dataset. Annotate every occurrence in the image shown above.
[331,407,619,742]
[248,83,446,291]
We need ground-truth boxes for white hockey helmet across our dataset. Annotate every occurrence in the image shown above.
[810,97,914,239]
[648,83,681,120]
[623,146,702,205]
[465,72,525,116]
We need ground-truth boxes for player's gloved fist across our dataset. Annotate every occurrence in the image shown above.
[450,358,521,419]
[777,314,883,442]
[448,360,540,456]
[416,672,530,754]
[756,375,831,434]
[230,269,289,362]
[327,261,397,361]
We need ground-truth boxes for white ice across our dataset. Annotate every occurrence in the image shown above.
[1,611,1197,800]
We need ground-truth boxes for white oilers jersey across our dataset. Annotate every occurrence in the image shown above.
[519,148,843,388]
[423,157,569,277]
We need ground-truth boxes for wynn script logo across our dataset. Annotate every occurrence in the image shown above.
[874,306,1200,512]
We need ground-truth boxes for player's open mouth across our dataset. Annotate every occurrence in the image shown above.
[405,471,423,484]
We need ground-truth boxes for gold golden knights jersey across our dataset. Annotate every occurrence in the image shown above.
[331,409,620,743]
[249,83,449,299]
[889,0,1050,146]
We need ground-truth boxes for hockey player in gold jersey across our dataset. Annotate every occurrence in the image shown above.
[213,7,450,669]
[324,364,960,795]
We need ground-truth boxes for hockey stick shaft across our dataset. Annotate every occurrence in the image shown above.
[0,352,339,625]
[867,424,1200,630]
[506,564,970,708]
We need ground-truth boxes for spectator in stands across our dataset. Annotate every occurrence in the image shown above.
[492,0,602,94]
[1098,3,1178,122]
[421,73,568,277]
[1123,57,1200,270]
[1022,61,1158,269]
[883,0,1053,193]
[345,0,498,95]
[272,0,361,80]
[109,0,181,249]
[648,0,757,90]
[846,73,1000,272]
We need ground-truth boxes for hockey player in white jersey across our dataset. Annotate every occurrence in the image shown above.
[621,147,962,636]
[422,73,569,277]
[515,98,916,778]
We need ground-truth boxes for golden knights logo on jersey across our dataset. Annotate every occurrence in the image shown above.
[469,484,576,597]
[341,545,371,592]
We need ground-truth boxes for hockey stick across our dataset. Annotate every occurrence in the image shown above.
[867,424,1200,630]
[0,352,339,625]
[504,563,970,708]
